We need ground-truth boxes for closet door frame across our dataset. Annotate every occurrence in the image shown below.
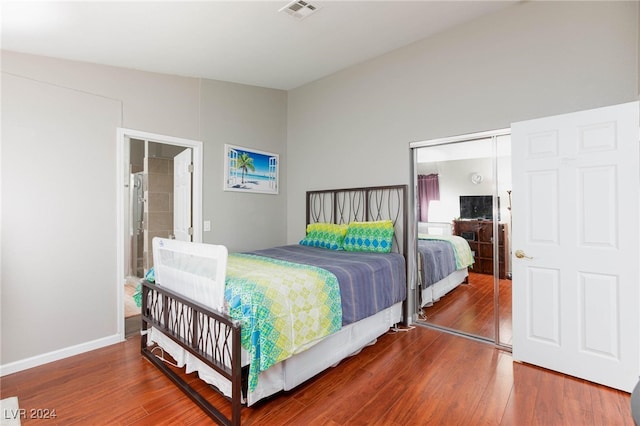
[410,128,511,350]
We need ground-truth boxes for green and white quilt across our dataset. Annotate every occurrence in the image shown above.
[224,253,342,391]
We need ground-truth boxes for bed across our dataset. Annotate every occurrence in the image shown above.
[416,222,474,307]
[141,184,408,425]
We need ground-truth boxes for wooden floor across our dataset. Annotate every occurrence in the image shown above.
[421,272,512,344]
[125,314,142,338]
[1,326,633,425]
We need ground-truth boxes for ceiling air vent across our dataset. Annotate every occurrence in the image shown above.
[279,0,320,20]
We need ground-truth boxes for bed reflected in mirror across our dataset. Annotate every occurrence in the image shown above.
[412,132,512,348]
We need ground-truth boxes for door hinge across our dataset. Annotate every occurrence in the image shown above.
[188,163,194,173]
[188,227,193,235]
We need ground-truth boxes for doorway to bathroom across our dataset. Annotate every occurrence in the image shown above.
[116,128,203,339]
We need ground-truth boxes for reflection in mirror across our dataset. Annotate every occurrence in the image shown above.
[414,134,512,347]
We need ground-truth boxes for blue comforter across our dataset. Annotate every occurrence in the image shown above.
[417,239,457,288]
[245,245,406,326]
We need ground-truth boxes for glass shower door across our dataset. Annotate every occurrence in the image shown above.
[130,172,144,278]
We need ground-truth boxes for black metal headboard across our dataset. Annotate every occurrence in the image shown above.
[305,185,408,257]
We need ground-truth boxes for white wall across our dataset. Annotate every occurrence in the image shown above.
[199,79,288,252]
[286,1,639,243]
[2,73,122,365]
[1,52,287,369]
[1,52,201,140]
[417,152,512,225]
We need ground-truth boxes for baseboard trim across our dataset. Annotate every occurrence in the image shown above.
[0,334,123,377]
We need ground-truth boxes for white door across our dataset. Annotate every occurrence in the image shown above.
[511,101,639,392]
[173,148,193,242]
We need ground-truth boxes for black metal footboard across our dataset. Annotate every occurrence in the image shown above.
[140,280,242,426]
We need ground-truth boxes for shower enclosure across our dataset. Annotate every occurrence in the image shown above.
[129,172,145,278]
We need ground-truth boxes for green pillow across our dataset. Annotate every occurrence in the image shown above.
[343,220,394,253]
[299,222,348,250]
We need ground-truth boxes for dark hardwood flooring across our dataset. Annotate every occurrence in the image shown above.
[421,272,512,344]
[125,314,142,339]
[1,325,632,425]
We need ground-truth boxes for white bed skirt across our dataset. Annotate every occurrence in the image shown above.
[148,301,403,406]
[420,268,468,307]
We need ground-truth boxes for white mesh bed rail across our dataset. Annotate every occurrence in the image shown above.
[142,238,243,426]
[152,237,228,312]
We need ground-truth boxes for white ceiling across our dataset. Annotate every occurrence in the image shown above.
[1,1,516,90]
[416,135,511,163]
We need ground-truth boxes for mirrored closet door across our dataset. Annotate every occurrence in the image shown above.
[411,129,512,348]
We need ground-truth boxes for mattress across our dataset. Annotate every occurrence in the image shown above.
[420,268,468,307]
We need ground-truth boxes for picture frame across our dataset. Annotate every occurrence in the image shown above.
[223,144,279,195]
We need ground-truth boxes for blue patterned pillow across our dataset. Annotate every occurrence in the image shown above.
[299,223,348,250]
[343,220,394,253]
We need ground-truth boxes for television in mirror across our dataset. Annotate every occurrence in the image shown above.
[459,195,500,221]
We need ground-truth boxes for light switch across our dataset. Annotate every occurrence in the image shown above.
[203,220,211,232]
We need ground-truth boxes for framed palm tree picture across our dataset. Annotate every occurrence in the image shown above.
[224,144,279,194]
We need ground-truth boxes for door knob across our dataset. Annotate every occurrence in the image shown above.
[515,249,533,259]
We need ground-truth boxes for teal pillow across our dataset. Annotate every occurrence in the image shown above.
[299,222,348,250]
[343,220,394,253]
